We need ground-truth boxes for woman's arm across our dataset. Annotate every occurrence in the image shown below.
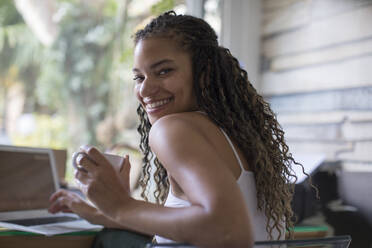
[78,114,254,247]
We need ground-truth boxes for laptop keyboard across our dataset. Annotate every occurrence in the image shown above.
[4,216,79,226]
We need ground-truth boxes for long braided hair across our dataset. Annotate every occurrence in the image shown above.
[134,11,302,239]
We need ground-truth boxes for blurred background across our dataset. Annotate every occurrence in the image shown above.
[0,0,371,245]
[0,0,192,183]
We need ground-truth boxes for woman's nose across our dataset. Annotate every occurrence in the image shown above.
[139,77,159,98]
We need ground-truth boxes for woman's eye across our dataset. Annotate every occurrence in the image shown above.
[158,68,173,75]
[133,75,144,83]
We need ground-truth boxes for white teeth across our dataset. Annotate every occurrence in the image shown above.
[147,98,171,109]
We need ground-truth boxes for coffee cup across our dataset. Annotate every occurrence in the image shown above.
[72,151,124,172]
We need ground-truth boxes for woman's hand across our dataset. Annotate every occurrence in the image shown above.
[74,146,132,219]
[48,189,128,228]
[48,189,100,224]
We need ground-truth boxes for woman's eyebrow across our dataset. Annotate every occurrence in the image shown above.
[149,59,173,69]
[132,59,174,72]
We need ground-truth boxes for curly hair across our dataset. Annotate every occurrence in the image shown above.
[134,11,305,239]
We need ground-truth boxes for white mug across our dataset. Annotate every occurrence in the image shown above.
[72,151,124,172]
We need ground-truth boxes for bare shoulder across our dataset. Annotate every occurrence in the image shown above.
[149,112,207,146]
[149,112,213,169]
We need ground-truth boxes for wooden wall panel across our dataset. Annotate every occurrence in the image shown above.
[260,1,372,168]
[337,141,372,162]
[277,111,372,125]
[262,0,310,36]
[261,55,372,95]
[282,124,342,141]
[287,140,353,160]
[263,0,299,12]
[341,121,372,140]
[263,5,372,57]
[270,39,372,72]
[263,0,372,36]
[311,0,372,20]
[268,87,372,113]
[283,121,372,143]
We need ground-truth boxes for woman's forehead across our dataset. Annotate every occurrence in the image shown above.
[134,37,181,55]
[133,38,190,69]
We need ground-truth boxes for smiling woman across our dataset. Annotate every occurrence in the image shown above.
[133,37,197,124]
[48,11,304,248]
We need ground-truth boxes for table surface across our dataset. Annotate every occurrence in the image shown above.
[0,225,329,248]
[0,230,98,248]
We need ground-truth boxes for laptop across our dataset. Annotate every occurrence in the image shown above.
[0,145,102,236]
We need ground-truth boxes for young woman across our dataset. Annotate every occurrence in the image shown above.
[49,11,301,247]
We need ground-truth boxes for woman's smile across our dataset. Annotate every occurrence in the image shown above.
[144,97,173,113]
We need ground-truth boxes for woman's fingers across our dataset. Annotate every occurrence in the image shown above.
[48,193,71,214]
[119,155,131,191]
[49,189,65,203]
[74,167,93,185]
[74,171,90,196]
[75,152,98,174]
[60,206,74,213]
[80,146,107,168]
[48,190,101,225]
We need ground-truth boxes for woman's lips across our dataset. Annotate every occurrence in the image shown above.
[145,97,172,113]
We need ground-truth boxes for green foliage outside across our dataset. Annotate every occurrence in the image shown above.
[151,0,174,15]
[0,0,177,183]
[11,114,69,149]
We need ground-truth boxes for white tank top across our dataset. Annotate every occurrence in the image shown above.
[155,123,282,244]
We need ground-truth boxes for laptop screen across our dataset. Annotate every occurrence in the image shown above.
[0,149,56,212]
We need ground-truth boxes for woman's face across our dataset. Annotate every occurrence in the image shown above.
[133,37,197,125]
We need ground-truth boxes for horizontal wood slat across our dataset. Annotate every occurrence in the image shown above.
[262,6,372,57]
[270,39,372,72]
[261,56,372,95]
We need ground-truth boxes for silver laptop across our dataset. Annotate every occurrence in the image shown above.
[0,145,102,236]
